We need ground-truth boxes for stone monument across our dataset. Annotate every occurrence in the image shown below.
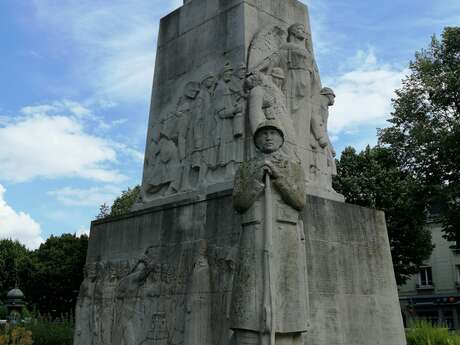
[74,0,407,344]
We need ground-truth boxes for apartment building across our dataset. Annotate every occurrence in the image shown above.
[399,219,460,329]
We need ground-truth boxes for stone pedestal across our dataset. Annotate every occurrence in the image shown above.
[74,193,406,345]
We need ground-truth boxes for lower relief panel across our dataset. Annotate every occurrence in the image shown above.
[74,194,406,345]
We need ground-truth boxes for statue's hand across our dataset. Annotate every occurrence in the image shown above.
[233,104,243,114]
[263,160,279,179]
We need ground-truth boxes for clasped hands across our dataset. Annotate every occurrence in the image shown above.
[261,160,279,181]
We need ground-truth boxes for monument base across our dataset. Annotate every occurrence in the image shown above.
[74,192,406,345]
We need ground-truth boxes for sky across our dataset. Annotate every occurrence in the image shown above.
[0,0,458,249]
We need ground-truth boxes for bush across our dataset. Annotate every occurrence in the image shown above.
[0,306,7,320]
[0,327,33,345]
[25,315,74,345]
[406,320,460,345]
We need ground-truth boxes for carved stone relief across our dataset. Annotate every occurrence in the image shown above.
[141,23,343,204]
[75,240,238,345]
[247,23,342,200]
[142,61,247,202]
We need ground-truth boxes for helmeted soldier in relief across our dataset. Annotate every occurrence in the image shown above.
[230,120,308,345]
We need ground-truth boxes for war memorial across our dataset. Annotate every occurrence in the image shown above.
[73,0,407,344]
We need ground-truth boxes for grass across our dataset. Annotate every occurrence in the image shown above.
[406,320,460,345]
[25,315,73,345]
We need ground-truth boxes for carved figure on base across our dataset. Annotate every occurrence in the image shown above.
[310,87,340,194]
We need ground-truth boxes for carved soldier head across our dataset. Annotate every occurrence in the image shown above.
[244,71,262,91]
[184,81,200,99]
[201,74,216,90]
[85,263,97,281]
[320,87,336,106]
[254,120,285,153]
[236,63,246,80]
[221,62,234,82]
[288,23,307,42]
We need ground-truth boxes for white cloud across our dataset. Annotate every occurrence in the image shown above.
[31,0,175,104]
[48,185,122,207]
[0,184,44,249]
[326,49,408,135]
[76,226,90,237]
[0,101,131,183]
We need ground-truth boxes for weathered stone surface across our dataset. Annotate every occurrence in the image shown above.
[74,1,405,344]
[138,0,343,207]
[74,193,406,345]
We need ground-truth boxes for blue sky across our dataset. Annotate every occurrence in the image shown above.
[0,0,458,249]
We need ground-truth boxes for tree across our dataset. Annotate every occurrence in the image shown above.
[20,234,89,317]
[0,240,30,297]
[96,185,140,219]
[378,27,460,244]
[333,146,433,285]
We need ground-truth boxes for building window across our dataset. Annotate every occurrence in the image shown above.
[418,266,433,287]
[456,265,460,285]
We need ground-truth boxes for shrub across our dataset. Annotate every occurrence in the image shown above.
[0,306,7,320]
[25,315,74,345]
[406,320,460,345]
[0,327,33,345]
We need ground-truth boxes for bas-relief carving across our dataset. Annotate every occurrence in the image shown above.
[247,23,342,200]
[75,241,237,345]
[142,61,247,202]
[141,23,342,204]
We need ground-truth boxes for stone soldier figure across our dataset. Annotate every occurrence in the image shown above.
[230,120,308,345]
[214,62,243,176]
[247,68,297,160]
[310,87,338,190]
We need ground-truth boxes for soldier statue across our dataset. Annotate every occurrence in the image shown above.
[230,120,308,345]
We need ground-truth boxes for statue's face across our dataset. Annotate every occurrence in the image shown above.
[203,76,215,88]
[87,264,97,279]
[327,94,335,106]
[245,74,257,89]
[186,87,199,99]
[291,24,306,40]
[255,128,283,153]
[272,76,284,89]
[237,66,246,79]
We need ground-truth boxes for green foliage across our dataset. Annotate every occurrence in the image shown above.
[406,320,460,345]
[0,240,30,297]
[0,327,33,345]
[25,316,73,345]
[96,185,140,219]
[22,234,88,317]
[19,308,30,321]
[0,305,8,320]
[333,145,433,285]
[379,27,460,245]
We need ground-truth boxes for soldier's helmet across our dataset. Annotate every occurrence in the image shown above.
[320,87,335,97]
[271,67,285,80]
[254,119,285,151]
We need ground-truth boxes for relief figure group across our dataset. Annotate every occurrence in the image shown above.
[142,22,339,201]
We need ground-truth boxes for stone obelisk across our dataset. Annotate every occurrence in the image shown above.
[73,1,407,344]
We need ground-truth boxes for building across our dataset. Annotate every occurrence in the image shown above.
[399,218,460,329]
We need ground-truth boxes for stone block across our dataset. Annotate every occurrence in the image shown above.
[75,194,406,345]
